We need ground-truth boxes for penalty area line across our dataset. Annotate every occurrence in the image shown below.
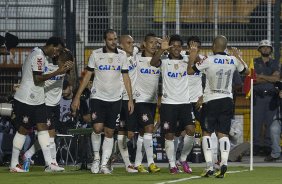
[155,169,249,184]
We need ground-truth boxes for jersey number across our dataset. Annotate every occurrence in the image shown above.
[215,69,231,89]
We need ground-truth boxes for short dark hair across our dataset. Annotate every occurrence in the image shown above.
[46,36,65,47]
[58,49,74,62]
[144,33,156,42]
[63,80,69,90]
[187,36,201,46]
[103,29,116,40]
[169,34,183,46]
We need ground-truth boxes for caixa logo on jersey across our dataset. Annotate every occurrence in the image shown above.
[214,58,235,64]
[128,62,137,71]
[167,71,187,78]
[140,68,160,75]
[98,65,121,71]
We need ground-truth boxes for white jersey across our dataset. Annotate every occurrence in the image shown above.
[194,53,245,103]
[14,47,47,105]
[44,59,65,106]
[122,48,138,100]
[187,54,205,103]
[135,53,160,103]
[87,47,128,102]
[160,55,190,104]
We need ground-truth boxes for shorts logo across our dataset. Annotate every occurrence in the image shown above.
[163,121,170,130]
[23,116,29,124]
[142,114,149,122]
[92,112,97,120]
[46,119,51,127]
[119,120,125,127]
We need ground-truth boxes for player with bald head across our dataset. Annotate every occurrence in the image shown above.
[212,35,228,52]
[117,35,139,173]
[188,35,249,178]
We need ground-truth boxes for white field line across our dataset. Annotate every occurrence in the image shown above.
[155,169,249,184]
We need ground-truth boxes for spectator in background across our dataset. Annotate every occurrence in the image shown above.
[253,40,280,156]
[264,82,282,162]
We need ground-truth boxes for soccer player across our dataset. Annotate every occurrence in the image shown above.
[117,35,138,173]
[187,35,249,178]
[71,29,134,174]
[10,37,70,172]
[133,33,160,173]
[151,34,194,174]
[22,49,74,171]
[185,36,220,172]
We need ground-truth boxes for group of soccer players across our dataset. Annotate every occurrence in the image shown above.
[71,29,249,178]
[9,29,249,178]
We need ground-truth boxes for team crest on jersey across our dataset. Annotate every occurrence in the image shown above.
[163,93,167,98]
[163,121,170,130]
[108,57,113,63]
[174,64,179,70]
[142,114,149,122]
[92,112,97,120]
[46,119,51,127]
[23,116,29,124]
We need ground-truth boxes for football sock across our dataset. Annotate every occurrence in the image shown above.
[91,132,101,160]
[180,135,194,162]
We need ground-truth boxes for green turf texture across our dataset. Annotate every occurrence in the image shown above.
[0,166,280,184]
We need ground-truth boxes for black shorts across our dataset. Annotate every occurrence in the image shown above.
[199,103,208,132]
[135,103,157,129]
[89,99,122,130]
[160,103,193,134]
[118,100,138,132]
[204,97,234,135]
[46,105,60,130]
[190,102,207,132]
[14,100,47,129]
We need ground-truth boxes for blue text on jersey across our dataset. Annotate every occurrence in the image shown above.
[98,65,121,71]
[167,71,187,78]
[214,58,235,64]
[140,68,160,74]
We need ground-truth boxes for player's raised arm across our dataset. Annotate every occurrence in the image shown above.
[150,36,170,67]
[187,41,199,75]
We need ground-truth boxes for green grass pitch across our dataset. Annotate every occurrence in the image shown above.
[1,166,281,184]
